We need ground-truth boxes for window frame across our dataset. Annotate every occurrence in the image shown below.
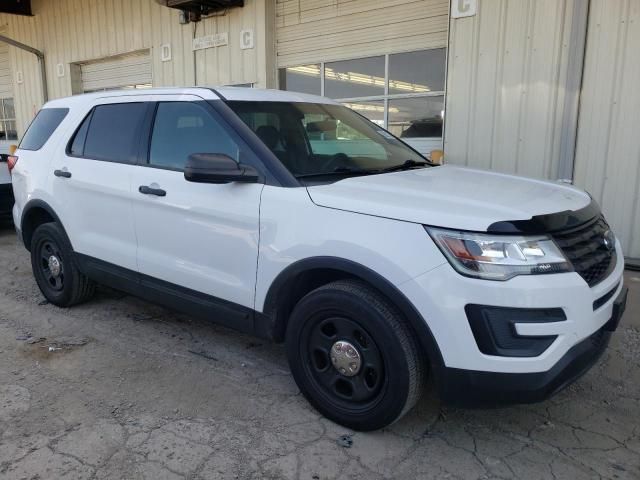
[65,102,153,164]
[279,48,447,134]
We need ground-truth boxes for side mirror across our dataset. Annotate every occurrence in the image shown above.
[184,153,260,184]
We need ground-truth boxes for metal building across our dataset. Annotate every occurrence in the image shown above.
[0,0,638,262]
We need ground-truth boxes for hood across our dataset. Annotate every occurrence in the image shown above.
[306,165,592,232]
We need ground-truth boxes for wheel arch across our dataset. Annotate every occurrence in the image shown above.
[261,256,445,377]
[20,199,67,251]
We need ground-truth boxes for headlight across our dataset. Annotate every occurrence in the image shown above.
[426,227,572,281]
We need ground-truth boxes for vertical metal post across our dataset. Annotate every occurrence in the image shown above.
[557,0,590,181]
[0,34,48,102]
[384,54,389,128]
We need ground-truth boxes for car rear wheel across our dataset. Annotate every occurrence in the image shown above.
[30,222,95,307]
[286,279,425,431]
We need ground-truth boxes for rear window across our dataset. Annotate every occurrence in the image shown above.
[19,108,69,151]
[82,103,147,163]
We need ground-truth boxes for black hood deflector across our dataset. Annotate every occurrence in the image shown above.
[487,198,601,235]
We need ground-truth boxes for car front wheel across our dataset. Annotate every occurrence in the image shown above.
[286,279,425,431]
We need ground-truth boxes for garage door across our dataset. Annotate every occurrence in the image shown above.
[80,50,152,93]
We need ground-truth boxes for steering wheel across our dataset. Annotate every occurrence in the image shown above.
[320,153,351,172]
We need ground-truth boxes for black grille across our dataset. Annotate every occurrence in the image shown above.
[552,217,615,287]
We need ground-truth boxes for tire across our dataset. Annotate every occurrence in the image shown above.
[30,222,95,307]
[285,279,426,431]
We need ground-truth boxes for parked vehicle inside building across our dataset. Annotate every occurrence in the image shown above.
[9,87,627,431]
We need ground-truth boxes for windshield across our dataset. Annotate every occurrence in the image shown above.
[226,101,429,180]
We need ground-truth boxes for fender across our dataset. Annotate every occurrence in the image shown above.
[20,199,68,250]
[262,256,445,380]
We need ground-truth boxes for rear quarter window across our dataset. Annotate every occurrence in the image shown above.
[19,108,69,151]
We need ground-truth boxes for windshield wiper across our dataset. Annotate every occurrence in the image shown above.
[295,166,380,179]
[381,160,430,173]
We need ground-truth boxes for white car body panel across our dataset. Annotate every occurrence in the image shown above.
[131,167,263,309]
[254,186,447,312]
[0,166,11,185]
[307,165,591,231]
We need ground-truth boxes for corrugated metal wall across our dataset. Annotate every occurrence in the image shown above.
[0,0,275,136]
[276,0,449,67]
[574,0,640,260]
[444,0,588,180]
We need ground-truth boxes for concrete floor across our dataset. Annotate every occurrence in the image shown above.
[0,226,638,480]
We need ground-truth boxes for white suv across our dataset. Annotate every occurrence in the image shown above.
[10,88,627,431]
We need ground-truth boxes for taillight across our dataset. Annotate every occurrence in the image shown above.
[7,155,18,174]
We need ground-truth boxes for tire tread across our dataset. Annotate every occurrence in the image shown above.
[312,280,425,423]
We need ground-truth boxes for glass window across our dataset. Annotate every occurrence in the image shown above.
[19,108,69,151]
[302,111,387,161]
[388,96,444,139]
[325,56,385,99]
[341,100,385,127]
[149,102,238,170]
[278,64,321,95]
[68,112,92,157]
[279,49,447,157]
[0,98,17,142]
[228,101,426,180]
[388,49,446,95]
[83,103,147,163]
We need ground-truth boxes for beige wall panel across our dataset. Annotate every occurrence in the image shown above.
[276,0,449,67]
[0,0,275,135]
[444,0,586,182]
[574,0,640,259]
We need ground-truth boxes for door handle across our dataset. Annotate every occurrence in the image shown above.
[54,169,72,178]
[138,185,167,197]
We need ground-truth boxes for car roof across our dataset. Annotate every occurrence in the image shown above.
[42,87,341,109]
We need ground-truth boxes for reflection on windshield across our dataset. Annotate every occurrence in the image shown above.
[226,101,429,179]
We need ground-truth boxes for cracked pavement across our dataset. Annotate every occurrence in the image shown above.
[0,227,639,479]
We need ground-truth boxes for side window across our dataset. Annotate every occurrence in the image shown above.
[68,112,92,157]
[19,108,69,151]
[149,102,238,170]
[83,103,147,163]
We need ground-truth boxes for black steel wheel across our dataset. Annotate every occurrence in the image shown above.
[37,240,65,292]
[304,316,384,408]
[30,222,95,307]
[286,280,425,431]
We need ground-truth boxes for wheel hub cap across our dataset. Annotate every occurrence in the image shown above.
[48,255,61,278]
[330,340,361,377]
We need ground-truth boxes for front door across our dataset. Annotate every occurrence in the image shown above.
[130,97,263,312]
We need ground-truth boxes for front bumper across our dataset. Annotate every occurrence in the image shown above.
[399,239,626,405]
[439,286,627,406]
[400,240,625,374]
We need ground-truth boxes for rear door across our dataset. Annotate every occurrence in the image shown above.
[130,95,263,312]
[50,98,151,271]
